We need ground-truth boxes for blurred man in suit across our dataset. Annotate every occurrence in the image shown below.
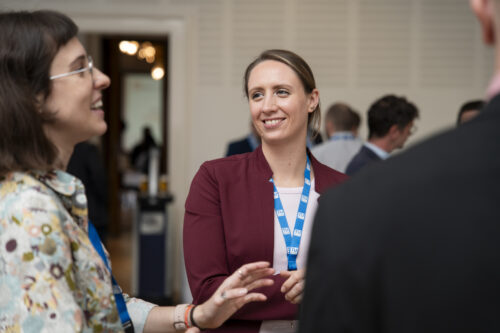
[299,1,500,332]
[311,103,362,173]
[225,122,260,156]
[345,95,419,175]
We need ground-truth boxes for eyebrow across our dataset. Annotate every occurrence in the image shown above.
[69,54,86,68]
[248,84,293,93]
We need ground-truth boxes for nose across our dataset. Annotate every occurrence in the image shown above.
[262,94,277,112]
[93,67,111,90]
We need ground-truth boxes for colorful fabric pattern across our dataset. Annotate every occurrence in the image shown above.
[0,171,141,332]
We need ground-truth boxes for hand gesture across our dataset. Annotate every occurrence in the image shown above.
[280,268,305,304]
[193,261,274,329]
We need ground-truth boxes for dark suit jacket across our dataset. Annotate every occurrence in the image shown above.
[225,137,253,157]
[184,146,348,332]
[345,145,382,175]
[299,95,500,333]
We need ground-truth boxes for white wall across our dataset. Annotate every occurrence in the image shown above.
[2,0,493,301]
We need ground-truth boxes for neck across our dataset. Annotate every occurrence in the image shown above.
[368,137,392,153]
[262,140,310,187]
[57,148,73,171]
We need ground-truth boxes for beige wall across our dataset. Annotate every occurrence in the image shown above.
[2,0,492,301]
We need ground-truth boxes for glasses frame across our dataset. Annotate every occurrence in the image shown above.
[49,55,93,80]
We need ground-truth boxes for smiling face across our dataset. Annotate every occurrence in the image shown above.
[43,37,110,158]
[246,60,318,147]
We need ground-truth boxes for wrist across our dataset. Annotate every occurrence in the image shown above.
[192,303,209,329]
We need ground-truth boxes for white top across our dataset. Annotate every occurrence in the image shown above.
[259,180,319,333]
[311,132,363,173]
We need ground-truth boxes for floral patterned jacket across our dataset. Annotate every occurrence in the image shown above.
[0,171,154,332]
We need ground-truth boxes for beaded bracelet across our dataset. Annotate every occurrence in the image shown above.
[173,304,191,330]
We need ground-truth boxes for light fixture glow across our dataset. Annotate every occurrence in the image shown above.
[151,66,164,80]
[118,40,139,55]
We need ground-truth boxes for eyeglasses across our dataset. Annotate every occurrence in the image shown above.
[50,55,93,80]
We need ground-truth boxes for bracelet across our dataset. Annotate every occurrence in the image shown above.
[173,304,191,331]
[189,304,206,330]
[184,304,194,328]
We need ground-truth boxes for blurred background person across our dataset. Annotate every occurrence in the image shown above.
[225,121,261,157]
[456,99,485,126]
[67,140,110,243]
[345,94,419,175]
[311,102,362,173]
[130,126,158,174]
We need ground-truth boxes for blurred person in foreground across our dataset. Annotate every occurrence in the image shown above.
[0,10,274,333]
[299,1,500,332]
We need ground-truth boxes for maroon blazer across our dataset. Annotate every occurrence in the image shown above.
[183,146,348,332]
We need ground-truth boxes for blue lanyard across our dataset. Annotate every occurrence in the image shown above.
[330,133,355,141]
[88,222,134,332]
[270,156,311,271]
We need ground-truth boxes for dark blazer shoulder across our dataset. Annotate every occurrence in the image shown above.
[345,145,381,175]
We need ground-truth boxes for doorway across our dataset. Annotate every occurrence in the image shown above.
[100,35,169,237]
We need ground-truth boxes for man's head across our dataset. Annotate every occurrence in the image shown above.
[324,103,361,138]
[457,100,485,126]
[367,95,419,152]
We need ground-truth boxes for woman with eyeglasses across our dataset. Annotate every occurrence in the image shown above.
[183,50,348,332]
[0,10,274,333]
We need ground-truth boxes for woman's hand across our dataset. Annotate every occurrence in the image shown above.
[280,268,305,304]
[193,261,274,329]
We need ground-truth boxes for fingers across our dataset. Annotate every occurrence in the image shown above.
[222,264,274,290]
[243,277,274,292]
[280,269,305,304]
[283,280,304,304]
[214,287,248,305]
[236,262,273,282]
[280,269,305,293]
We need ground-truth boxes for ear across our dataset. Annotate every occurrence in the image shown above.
[350,126,359,137]
[307,88,320,114]
[470,0,495,45]
[325,120,335,136]
[387,124,401,140]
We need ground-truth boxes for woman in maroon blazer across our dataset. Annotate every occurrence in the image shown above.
[184,50,348,332]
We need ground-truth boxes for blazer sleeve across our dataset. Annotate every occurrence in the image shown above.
[183,163,297,321]
[184,163,230,304]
